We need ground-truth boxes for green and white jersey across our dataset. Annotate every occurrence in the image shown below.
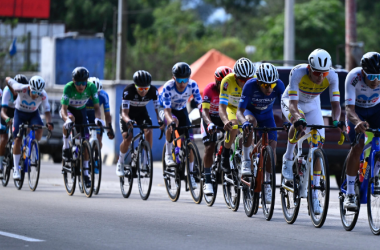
[61,81,99,109]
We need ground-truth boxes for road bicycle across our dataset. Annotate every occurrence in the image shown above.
[339,127,380,234]
[162,124,202,203]
[120,122,163,200]
[1,126,14,187]
[13,123,51,191]
[280,124,345,228]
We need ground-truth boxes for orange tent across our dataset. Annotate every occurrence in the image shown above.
[159,49,236,95]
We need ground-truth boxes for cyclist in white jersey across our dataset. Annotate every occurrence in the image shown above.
[5,76,53,180]
[344,52,380,209]
[158,62,202,188]
[281,49,344,214]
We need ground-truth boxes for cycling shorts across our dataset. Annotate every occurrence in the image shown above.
[13,109,43,138]
[0,107,14,134]
[158,106,192,137]
[120,108,152,133]
[201,116,224,144]
[226,106,238,122]
[243,109,278,141]
[61,106,89,137]
[347,103,380,142]
[281,97,325,142]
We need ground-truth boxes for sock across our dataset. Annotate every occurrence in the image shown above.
[0,156,4,170]
[189,162,194,173]
[222,147,230,157]
[118,151,126,163]
[243,146,250,161]
[166,140,172,155]
[13,154,21,172]
[312,171,321,198]
[84,160,89,176]
[265,171,271,182]
[347,175,356,195]
[375,161,380,177]
[204,167,211,183]
[63,135,69,149]
[284,140,296,160]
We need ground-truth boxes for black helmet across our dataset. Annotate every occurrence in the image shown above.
[72,67,90,81]
[361,52,380,74]
[172,62,191,78]
[14,74,28,85]
[133,70,152,87]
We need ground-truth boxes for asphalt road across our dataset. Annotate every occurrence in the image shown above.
[1,161,379,250]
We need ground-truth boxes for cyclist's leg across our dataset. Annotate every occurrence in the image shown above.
[29,110,44,141]
[60,107,76,157]
[12,110,31,178]
[201,117,217,183]
[242,109,256,161]
[159,106,179,166]
[221,106,239,171]
[0,114,8,175]
[116,116,133,176]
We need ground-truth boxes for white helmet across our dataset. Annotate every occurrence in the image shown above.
[88,77,102,91]
[234,57,255,78]
[29,76,45,93]
[308,49,332,72]
[256,63,279,83]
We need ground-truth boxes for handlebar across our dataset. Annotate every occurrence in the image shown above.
[352,127,380,147]
[168,124,200,143]
[289,124,346,144]
[18,123,52,139]
[126,123,165,140]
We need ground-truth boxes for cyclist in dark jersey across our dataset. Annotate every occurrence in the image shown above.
[116,70,163,177]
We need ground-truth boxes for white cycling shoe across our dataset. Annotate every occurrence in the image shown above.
[165,154,176,167]
[265,185,272,204]
[190,175,197,189]
[241,160,252,176]
[13,169,21,180]
[203,183,214,195]
[282,155,294,181]
[312,198,322,215]
[116,162,124,177]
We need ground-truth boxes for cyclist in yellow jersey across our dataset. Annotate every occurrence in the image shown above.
[219,57,256,173]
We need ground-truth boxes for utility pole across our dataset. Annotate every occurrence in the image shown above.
[345,0,357,71]
[284,0,295,66]
[116,0,127,81]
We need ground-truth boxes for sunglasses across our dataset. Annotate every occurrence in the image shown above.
[310,67,329,77]
[260,83,277,89]
[237,77,252,83]
[135,85,150,91]
[176,78,189,84]
[363,71,380,81]
[31,90,42,96]
[75,81,87,86]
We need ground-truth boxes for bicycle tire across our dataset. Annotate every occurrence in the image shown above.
[14,146,26,190]
[367,174,380,235]
[203,163,218,207]
[80,140,94,198]
[261,146,276,221]
[222,171,231,209]
[229,169,241,212]
[28,139,41,191]
[92,141,102,195]
[162,145,181,202]
[186,142,203,204]
[2,143,12,187]
[243,177,255,217]
[339,158,360,231]
[137,140,153,200]
[78,175,84,193]
[308,148,330,228]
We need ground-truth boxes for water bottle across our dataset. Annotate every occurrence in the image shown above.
[175,147,181,164]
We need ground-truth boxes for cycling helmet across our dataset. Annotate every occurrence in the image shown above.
[172,62,191,78]
[29,76,45,93]
[233,57,255,78]
[72,67,89,81]
[256,63,279,83]
[308,49,331,72]
[14,74,28,85]
[88,77,102,91]
[361,52,380,74]
[215,66,233,83]
[133,70,152,87]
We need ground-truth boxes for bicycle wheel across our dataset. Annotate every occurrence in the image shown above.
[80,140,94,198]
[137,141,153,200]
[281,151,301,224]
[242,177,255,217]
[222,171,231,209]
[186,142,203,204]
[63,159,77,196]
[14,146,26,190]
[92,141,102,195]
[339,159,360,231]
[78,175,84,193]
[367,172,380,235]
[227,168,241,212]
[162,145,181,201]
[308,148,330,228]
[262,146,276,221]
[203,163,218,207]
[2,145,12,187]
[28,139,40,191]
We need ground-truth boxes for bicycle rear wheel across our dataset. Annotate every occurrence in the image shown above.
[203,164,218,207]
[261,146,276,221]
[137,141,153,200]
[186,142,203,204]
[80,140,94,198]
[14,146,26,190]
[2,147,12,187]
[120,163,133,198]
[162,145,181,202]
[243,177,255,217]
[367,173,380,235]
[63,161,77,196]
[308,148,330,228]
[339,159,360,231]
[28,139,40,191]
[92,141,102,195]
[225,168,240,212]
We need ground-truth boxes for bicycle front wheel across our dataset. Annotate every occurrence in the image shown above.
[14,146,26,190]
[203,163,218,207]
[2,148,12,187]
[92,141,102,195]
[137,141,153,200]
[308,148,330,228]
[162,145,181,202]
[261,146,276,221]
[186,142,203,204]
[28,139,41,191]
[367,172,380,235]
[242,177,255,217]
[80,140,94,198]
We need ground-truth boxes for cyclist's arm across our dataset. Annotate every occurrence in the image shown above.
[236,107,247,124]
[164,108,174,125]
[202,108,212,126]
[121,108,131,124]
[331,101,341,122]
[60,105,70,122]
[101,90,112,127]
[219,103,229,124]
[44,111,52,124]
[289,100,303,121]
[5,77,22,92]
[1,107,8,122]
[345,105,361,125]
[93,103,101,120]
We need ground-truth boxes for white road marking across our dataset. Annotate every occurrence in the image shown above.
[0,231,45,242]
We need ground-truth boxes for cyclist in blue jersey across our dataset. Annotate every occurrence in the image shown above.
[86,77,114,147]
[237,63,285,202]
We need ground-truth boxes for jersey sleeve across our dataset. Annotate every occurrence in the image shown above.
[153,88,159,109]
[89,84,99,105]
[61,84,70,106]
[345,71,357,106]
[190,81,202,105]
[288,66,303,101]
[1,88,11,107]
[328,69,340,102]
[122,87,131,110]
[276,79,286,100]
[219,78,229,106]
[238,81,252,109]
[202,84,212,110]
[161,84,172,109]
[100,90,110,113]
[8,79,25,92]
[41,92,51,112]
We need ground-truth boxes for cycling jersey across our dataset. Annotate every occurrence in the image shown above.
[283,64,340,102]
[160,79,202,110]
[61,81,99,110]
[86,89,110,123]
[202,82,220,118]
[1,87,13,108]
[8,79,50,113]
[219,73,242,108]
[345,67,380,108]
[122,84,159,111]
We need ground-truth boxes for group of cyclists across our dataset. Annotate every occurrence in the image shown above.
[1,48,380,227]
